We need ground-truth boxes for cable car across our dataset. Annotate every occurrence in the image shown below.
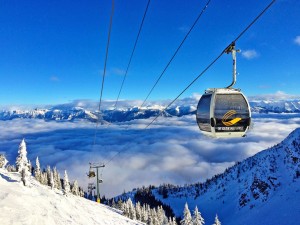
[87,165,96,178]
[196,42,251,138]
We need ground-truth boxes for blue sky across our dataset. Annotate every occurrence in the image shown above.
[0,0,299,105]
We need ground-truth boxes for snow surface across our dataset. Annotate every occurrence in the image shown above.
[0,169,142,225]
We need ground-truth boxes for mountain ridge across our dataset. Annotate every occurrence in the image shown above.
[1,98,300,122]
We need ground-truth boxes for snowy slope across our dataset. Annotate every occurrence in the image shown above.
[123,128,300,225]
[0,169,142,225]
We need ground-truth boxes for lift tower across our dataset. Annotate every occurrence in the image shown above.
[88,163,105,203]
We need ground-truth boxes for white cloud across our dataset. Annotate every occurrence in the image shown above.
[112,68,126,76]
[178,26,189,33]
[1,113,300,197]
[294,36,300,46]
[50,76,60,82]
[248,91,300,101]
[241,49,259,59]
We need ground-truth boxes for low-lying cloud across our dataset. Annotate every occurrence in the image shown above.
[1,113,300,197]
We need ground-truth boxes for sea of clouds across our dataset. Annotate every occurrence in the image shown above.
[1,111,300,197]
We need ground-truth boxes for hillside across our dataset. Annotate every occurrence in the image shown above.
[0,169,141,225]
[123,128,300,225]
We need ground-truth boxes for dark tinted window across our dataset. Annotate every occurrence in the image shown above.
[214,94,250,132]
[196,94,212,132]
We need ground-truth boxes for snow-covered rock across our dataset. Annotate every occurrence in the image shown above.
[0,169,142,225]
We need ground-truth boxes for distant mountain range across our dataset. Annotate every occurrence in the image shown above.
[118,127,300,225]
[1,99,300,122]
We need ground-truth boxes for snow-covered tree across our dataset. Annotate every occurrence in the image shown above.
[15,139,31,186]
[126,198,136,220]
[172,217,178,225]
[16,139,29,172]
[181,202,192,225]
[46,165,51,186]
[63,170,71,195]
[71,180,79,196]
[192,206,205,225]
[53,167,62,190]
[136,201,142,221]
[50,171,54,189]
[212,214,221,225]
[0,154,8,168]
[6,164,16,172]
[41,172,48,185]
[34,156,41,182]
[142,204,149,222]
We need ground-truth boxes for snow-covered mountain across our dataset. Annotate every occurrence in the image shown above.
[1,98,299,122]
[0,168,142,225]
[251,99,300,113]
[120,128,300,225]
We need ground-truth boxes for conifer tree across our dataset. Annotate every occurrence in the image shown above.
[15,139,30,186]
[46,165,51,186]
[71,180,79,196]
[63,170,71,195]
[192,206,205,225]
[172,217,178,225]
[53,167,62,190]
[0,154,8,168]
[212,214,221,225]
[136,201,142,221]
[127,198,136,220]
[180,202,192,225]
[117,199,123,210]
[50,171,54,189]
[34,156,41,182]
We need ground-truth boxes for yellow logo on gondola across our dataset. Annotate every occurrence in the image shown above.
[222,110,242,126]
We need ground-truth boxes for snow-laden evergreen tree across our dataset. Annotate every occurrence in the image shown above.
[63,170,71,195]
[16,139,29,172]
[71,180,79,196]
[15,139,31,186]
[41,172,48,185]
[34,156,41,182]
[172,217,178,225]
[169,217,178,225]
[142,204,149,222]
[117,199,123,210]
[212,214,221,225]
[6,164,16,172]
[126,198,136,220]
[50,171,54,189]
[136,201,142,221]
[46,165,51,186]
[180,202,192,225]
[192,206,205,225]
[0,154,8,168]
[53,167,62,190]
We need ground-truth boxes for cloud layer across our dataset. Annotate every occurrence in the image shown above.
[1,113,300,197]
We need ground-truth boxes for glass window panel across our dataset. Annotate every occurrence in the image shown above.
[196,94,212,132]
[214,94,250,133]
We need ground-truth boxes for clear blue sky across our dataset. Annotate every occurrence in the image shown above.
[0,0,299,105]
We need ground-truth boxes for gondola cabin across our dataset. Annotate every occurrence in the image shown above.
[196,88,251,138]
